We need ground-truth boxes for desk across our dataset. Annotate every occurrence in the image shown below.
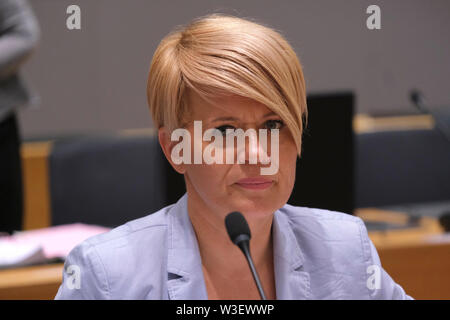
[0,263,63,300]
[0,209,448,300]
[355,208,444,248]
[377,242,450,299]
[355,208,450,299]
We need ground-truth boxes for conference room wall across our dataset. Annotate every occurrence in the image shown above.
[17,0,450,139]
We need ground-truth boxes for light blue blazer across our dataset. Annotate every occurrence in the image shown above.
[55,193,413,300]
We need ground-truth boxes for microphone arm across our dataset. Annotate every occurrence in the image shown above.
[410,89,450,145]
[234,236,267,300]
[225,212,267,300]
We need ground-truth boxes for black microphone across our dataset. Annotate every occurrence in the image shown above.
[225,211,267,300]
[410,89,450,144]
[410,89,428,114]
[410,90,450,228]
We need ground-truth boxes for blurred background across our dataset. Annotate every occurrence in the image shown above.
[18,0,450,137]
[0,0,449,299]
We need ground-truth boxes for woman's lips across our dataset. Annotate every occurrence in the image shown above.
[235,177,273,190]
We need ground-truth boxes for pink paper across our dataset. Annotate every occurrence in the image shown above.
[11,224,111,259]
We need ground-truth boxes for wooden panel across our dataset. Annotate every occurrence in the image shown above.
[353,114,434,133]
[0,263,63,300]
[378,243,450,300]
[357,208,449,299]
[21,142,53,230]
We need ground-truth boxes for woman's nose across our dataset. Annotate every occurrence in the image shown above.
[237,129,271,165]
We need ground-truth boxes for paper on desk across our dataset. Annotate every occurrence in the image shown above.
[425,233,450,244]
[0,223,110,268]
[0,239,46,269]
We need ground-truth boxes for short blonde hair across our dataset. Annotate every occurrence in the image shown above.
[147,14,307,155]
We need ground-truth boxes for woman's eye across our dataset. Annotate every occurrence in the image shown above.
[265,120,284,130]
[216,125,235,135]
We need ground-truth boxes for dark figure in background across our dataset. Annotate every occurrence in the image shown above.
[0,0,40,233]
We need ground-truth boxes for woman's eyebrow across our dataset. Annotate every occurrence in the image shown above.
[210,111,278,123]
[210,116,238,123]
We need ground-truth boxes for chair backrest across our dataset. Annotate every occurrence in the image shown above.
[288,92,355,214]
[355,128,450,207]
[49,134,180,228]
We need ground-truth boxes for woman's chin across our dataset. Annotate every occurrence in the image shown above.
[227,197,281,217]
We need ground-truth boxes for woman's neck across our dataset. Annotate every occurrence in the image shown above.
[186,189,275,283]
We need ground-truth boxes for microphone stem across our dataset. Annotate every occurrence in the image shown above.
[411,91,450,145]
[239,241,267,300]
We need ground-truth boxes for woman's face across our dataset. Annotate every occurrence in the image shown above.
[160,91,298,223]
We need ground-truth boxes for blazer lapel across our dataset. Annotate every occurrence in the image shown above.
[272,210,311,299]
[166,194,208,300]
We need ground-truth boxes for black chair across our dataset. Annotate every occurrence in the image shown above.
[49,134,181,228]
[288,92,355,214]
[355,128,450,208]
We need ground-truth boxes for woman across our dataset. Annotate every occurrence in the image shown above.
[55,14,412,300]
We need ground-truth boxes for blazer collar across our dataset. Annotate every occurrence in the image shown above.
[166,194,311,300]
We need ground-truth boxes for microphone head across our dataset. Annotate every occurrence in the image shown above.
[410,89,426,112]
[225,211,251,245]
[410,89,420,105]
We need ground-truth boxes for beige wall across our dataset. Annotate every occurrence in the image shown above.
[18,0,450,139]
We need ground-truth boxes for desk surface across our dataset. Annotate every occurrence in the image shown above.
[355,207,445,249]
[0,263,63,300]
[0,209,448,300]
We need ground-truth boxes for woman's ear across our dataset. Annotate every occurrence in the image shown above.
[158,127,187,174]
